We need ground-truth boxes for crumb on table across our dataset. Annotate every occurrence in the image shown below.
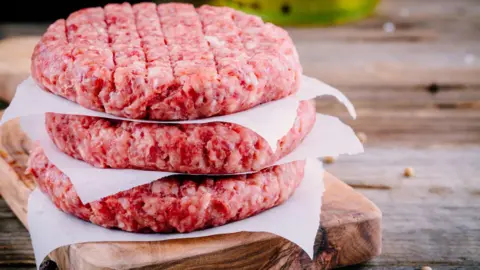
[323,156,336,164]
[404,167,415,177]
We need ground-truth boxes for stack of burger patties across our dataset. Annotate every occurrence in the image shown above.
[25,2,338,233]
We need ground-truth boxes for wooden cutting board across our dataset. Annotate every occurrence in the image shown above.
[0,34,382,269]
[0,116,382,269]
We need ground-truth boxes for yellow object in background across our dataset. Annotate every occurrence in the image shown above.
[207,0,380,26]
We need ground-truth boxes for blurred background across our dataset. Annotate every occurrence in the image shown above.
[0,0,380,27]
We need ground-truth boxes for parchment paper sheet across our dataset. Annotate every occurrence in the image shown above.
[2,75,355,151]
[21,113,362,203]
[28,159,325,269]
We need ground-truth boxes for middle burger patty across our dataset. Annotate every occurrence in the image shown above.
[46,100,315,174]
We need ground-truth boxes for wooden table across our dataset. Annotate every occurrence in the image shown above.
[0,0,479,269]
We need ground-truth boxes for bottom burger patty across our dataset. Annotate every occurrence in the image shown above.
[27,147,305,233]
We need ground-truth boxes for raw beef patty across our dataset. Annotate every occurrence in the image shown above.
[27,147,306,233]
[31,2,301,120]
[46,100,315,174]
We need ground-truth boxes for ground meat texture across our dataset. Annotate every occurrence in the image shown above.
[27,147,305,233]
[45,100,315,174]
[31,2,301,120]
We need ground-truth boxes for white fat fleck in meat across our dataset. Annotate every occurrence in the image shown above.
[245,41,256,50]
[244,72,258,86]
[222,181,236,191]
[118,197,130,209]
[53,186,63,198]
[188,205,197,214]
[205,36,225,47]
[148,67,163,88]
[185,186,196,196]
[131,60,146,70]
[142,197,158,215]
[199,193,211,211]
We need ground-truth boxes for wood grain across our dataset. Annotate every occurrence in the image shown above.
[327,147,480,191]
[0,117,381,269]
[292,0,480,87]
[362,188,480,268]
[0,199,34,265]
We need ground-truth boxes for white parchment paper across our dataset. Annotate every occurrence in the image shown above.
[1,75,355,151]
[28,159,325,269]
[20,113,362,203]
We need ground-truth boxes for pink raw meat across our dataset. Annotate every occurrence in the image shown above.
[31,2,301,120]
[27,147,306,233]
[45,100,315,174]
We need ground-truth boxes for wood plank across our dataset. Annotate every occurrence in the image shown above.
[298,42,480,87]
[0,117,382,269]
[360,188,480,268]
[312,108,480,148]
[326,147,480,191]
[315,90,480,147]
[318,85,480,110]
[0,265,36,270]
[289,0,480,42]
[0,199,34,265]
[322,145,480,268]
[290,0,480,87]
